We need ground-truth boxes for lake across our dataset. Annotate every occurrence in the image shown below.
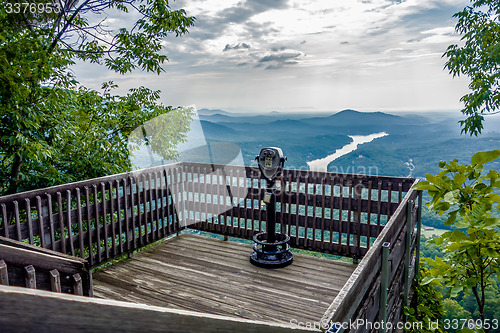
[307,132,388,172]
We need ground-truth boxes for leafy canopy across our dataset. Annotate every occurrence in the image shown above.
[0,0,195,195]
[444,0,500,136]
[414,150,500,324]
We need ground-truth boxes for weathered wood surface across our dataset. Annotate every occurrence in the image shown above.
[0,163,184,203]
[319,183,421,332]
[0,236,92,296]
[93,234,356,326]
[0,161,415,266]
[0,285,317,332]
[0,165,183,267]
[0,162,419,331]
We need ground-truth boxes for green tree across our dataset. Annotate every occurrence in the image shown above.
[414,150,500,329]
[413,2,500,330]
[405,267,445,333]
[442,298,472,333]
[0,0,195,195]
[444,0,500,136]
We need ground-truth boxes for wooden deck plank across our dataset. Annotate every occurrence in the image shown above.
[129,254,337,301]
[154,238,353,280]
[95,268,306,323]
[149,246,350,295]
[93,234,356,325]
[121,258,332,318]
[142,249,347,295]
[172,235,355,278]
[138,237,352,294]
[168,235,356,280]
[97,255,331,320]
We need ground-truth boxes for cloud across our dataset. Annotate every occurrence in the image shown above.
[72,0,470,113]
[257,51,303,69]
[219,0,290,24]
[271,46,287,52]
[223,43,251,51]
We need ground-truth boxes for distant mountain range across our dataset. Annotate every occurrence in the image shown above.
[197,108,233,116]
[185,108,500,178]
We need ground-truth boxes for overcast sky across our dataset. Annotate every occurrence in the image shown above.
[74,0,471,114]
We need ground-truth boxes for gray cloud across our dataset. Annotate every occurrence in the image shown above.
[219,0,290,24]
[244,21,280,39]
[257,52,302,69]
[224,43,251,51]
[259,52,301,63]
[271,46,286,52]
[181,1,288,45]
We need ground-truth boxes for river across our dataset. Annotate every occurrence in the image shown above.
[307,132,388,172]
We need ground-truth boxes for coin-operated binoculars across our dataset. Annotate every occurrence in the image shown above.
[250,147,293,268]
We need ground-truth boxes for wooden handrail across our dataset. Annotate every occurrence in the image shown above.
[0,163,184,266]
[0,285,317,332]
[0,162,416,265]
[0,236,92,296]
[320,180,421,331]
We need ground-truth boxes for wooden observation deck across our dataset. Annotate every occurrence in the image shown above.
[93,234,356,325]
[0,162,422,332]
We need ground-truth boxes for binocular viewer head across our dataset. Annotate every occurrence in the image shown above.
[255,147,286,182]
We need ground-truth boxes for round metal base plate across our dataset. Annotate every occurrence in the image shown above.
[249,251,293,268]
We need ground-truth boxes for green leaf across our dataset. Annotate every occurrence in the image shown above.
[444,210,458,226]
[453,173,467,185]
[448,230,469,242]
[432,201,451,213]
[450,285,462,297]
[454,220,470,229]
[426,173,447,188]
[421,275,438,285]
[444,189,460,204]
[483,218,500,228]
[413,183,439,191]
[485,193,500,203]
[471,150,500,166]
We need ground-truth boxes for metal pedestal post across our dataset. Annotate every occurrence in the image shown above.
[250,181,293,268]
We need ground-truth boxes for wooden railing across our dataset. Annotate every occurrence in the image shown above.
[183,162,416,260]
[321,185,422,333]
[0,236,92,296]
[0,161,421,330]
[0,285,316,332]
[0,162,417,266]
[0,163,184,267]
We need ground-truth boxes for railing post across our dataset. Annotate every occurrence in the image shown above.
[181,164,189,232]
[352,181,362,264]
[174,164,187,235]
[379,242,391,333]
[403,200,414,308]
[0,260,9,285]
[415,192,423,277]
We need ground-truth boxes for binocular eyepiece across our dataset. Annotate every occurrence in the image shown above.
[255,147,286,182]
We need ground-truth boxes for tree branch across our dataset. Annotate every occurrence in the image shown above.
[48,0,93,55]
